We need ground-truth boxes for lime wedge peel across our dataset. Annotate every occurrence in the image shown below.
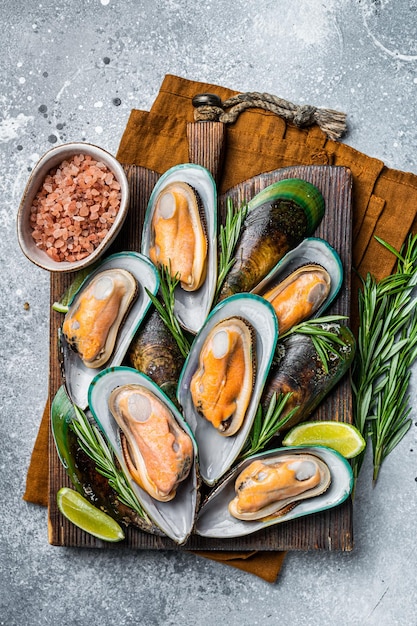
[52,302,69,313]
[282,421,366,459]
[57,487,125,542]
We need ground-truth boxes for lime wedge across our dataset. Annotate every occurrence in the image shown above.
[57,487,125,542]
[282,421,366,459]
[52,302,69,313]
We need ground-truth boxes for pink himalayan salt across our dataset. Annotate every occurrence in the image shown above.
[29,153,122,263]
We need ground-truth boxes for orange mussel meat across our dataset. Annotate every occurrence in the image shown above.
[190,317,255,436]
[62,268,137,368]
[149,181,207,291]
[262,264,331,334]
[109,384,193,502]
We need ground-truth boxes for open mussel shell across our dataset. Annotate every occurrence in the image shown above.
[51,385,156,532]
[219,178,325,299]
[60,251,159,409]
[88,367,199,545]
[177,293,278,486]
[252,237,343,331]
[141,163,217,334]
[195,446,353,539]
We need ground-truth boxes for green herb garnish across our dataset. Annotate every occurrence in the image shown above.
[352,234,417,485]
[280,315,349,373]
[71,405,148,519]
[215,197,248,301]
[239,392,299,459]
[146,263,191,359]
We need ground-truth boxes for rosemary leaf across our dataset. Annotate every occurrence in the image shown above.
[239,392,299,459]
[279,315,349,373]
[71,405,147,519]
[215,197,248,301]
[311,336,331,374]
[352,233,417,485]
[145,263,191,359]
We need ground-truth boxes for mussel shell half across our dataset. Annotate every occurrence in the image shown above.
[252,237,343,331]
[128,308,185,403]
[195,446,353,539]
[141,164,217,334]
[177,294,278,486]
[51,385,157,533]
[219,178,325,299]
[61,252,159,409]
[88,367,199,545]
[261,323,356,431]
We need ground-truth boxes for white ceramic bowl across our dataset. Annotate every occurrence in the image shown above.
[17,142,129,272]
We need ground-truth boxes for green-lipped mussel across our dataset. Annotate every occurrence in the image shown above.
[219,179,325,300]
[177,293,278,486]
[108,383,194,503]
[88,367,200,544]
[60,251,159,409]
[62,268,138,369]
[128,308,185,403]
[252,237,343,334]
[261,323,356,431]
[51,385,156,533]
[189,316,256,437]
[228,452,331,521]
[195,446,353,539]
[141,164,217,334]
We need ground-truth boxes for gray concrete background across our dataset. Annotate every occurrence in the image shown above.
[1,1,417,624]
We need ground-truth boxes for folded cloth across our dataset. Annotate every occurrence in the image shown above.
[24,74,417,583]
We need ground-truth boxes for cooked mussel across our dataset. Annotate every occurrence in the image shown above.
[228,453,331,521]
[89,367,199,544]
[63,268,137,369]
[219,179,325,299]
[142,164,217,334]
[177,294,278,485]
[108,384,193,502]
[252,237,343,334]
[261,323,356,431]
[60,251,159,409]
[262,265,331,334]
[148,181,208,292]
[195,446,353,539]
[51,385,156,533]
[189,316,255,436]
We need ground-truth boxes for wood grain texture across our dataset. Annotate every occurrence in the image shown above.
[186,122,226,184]
[48,163,353,551]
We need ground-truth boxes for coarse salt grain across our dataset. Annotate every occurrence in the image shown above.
[29,154,122,263]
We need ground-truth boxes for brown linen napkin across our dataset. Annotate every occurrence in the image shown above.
[24,74,417,583]
[24,399,50,507]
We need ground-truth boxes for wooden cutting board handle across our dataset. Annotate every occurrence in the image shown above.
[187,93,226,185]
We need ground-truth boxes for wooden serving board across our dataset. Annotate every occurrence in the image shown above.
[48,163,353,551]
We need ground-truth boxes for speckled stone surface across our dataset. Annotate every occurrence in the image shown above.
[1,1,417,624]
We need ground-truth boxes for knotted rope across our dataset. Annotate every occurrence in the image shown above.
[193,92,347,141]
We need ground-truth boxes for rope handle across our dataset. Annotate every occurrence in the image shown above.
[192,92,347,141]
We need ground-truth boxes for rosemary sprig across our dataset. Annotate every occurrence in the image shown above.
[215,197,248,301]
[279,315,349,373]
[71,405,148,519]
[352,233,417,485]
[239,392,299,459]
[145,263,191,359]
